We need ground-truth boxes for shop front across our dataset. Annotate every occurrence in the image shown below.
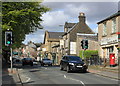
[100,35,118,66]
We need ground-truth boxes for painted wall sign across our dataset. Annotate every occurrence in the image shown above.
[101,35,118,45]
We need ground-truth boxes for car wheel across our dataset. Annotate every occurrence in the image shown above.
[67,66,70,73]
[60,65,63,70]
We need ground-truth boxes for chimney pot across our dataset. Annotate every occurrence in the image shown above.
[78,12,86,23]
[80,12,85,16]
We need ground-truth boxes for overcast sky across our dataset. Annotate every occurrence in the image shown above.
[22,2,118,44]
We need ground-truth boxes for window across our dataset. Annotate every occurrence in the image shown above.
[103,22,107,36]
[112,18,116,33]
[65,38,68,47]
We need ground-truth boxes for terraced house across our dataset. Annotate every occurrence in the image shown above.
[97,11,120,66]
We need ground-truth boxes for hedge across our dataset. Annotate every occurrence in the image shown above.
[79,50,98,59]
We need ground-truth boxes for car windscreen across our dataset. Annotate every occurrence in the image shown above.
[68,56,82,61]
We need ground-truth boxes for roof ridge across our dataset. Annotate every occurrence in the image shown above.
[97,11,120,24]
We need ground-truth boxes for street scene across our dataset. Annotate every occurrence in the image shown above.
[2,65,119,85]
[1,1,120,86]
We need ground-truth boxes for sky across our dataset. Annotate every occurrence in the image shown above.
[22,2,118,44]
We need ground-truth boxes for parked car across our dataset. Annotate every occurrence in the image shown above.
[13,57,22,67]
[60,55,88,73]
[41,58,52,66]
[33,59,38,65]
[22,57,33,66]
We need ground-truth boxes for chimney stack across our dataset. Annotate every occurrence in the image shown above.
[78,12,86,23]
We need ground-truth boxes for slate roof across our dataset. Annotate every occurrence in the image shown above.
[97,11,120,24]
[48,32,65,39]
[64,22,76,28]
[68,22,95,34]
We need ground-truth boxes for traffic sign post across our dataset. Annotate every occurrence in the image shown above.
[10,48,13,73]
[5,30,13,73]
[81,39,88,49]
[81,39,88,59]
[5,31,12,46]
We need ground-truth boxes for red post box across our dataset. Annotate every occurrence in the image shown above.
[109,53,115,67]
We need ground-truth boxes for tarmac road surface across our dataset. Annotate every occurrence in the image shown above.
[16,65,118,86]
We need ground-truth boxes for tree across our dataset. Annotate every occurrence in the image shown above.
[2,2,50,49]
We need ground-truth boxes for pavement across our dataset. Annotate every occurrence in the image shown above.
[1,64,119,86]
[88,65,119,80]
[2,64,23,86]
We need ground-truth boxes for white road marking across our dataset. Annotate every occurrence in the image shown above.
[45,68,48,69]
[21,74,31,83]
[64,75,66,78]
[25,77,31,82]
[64,75,85,86]
[19,69,23,71]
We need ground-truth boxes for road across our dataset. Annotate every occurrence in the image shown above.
[15,64,119,86]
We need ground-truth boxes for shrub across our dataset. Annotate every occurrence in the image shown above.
[79,50,98,59]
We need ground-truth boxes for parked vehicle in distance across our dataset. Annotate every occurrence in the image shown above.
[41,58,52,66]
[60,55,88,73]
[22,57,33,66]
[13,57,22,67]
[33,59,38,65]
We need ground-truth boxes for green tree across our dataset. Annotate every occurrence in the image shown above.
[2,2,50,49]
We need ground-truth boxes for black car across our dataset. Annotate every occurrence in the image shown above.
[60,55,88,73]
[22,57,33,66]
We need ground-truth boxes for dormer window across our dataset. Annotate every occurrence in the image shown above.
[112,18,116,33]
[103,22,107,36]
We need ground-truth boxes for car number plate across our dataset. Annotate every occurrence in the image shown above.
[77,66,82,67]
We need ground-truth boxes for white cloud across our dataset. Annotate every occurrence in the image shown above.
[64,4,89,17]
[22,29,45,44]
[42,11,70,27]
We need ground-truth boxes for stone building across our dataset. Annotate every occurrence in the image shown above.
[43,30,65,64]
[62,12,95,56]
[76,33,99,57]
[97,11,120,65]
